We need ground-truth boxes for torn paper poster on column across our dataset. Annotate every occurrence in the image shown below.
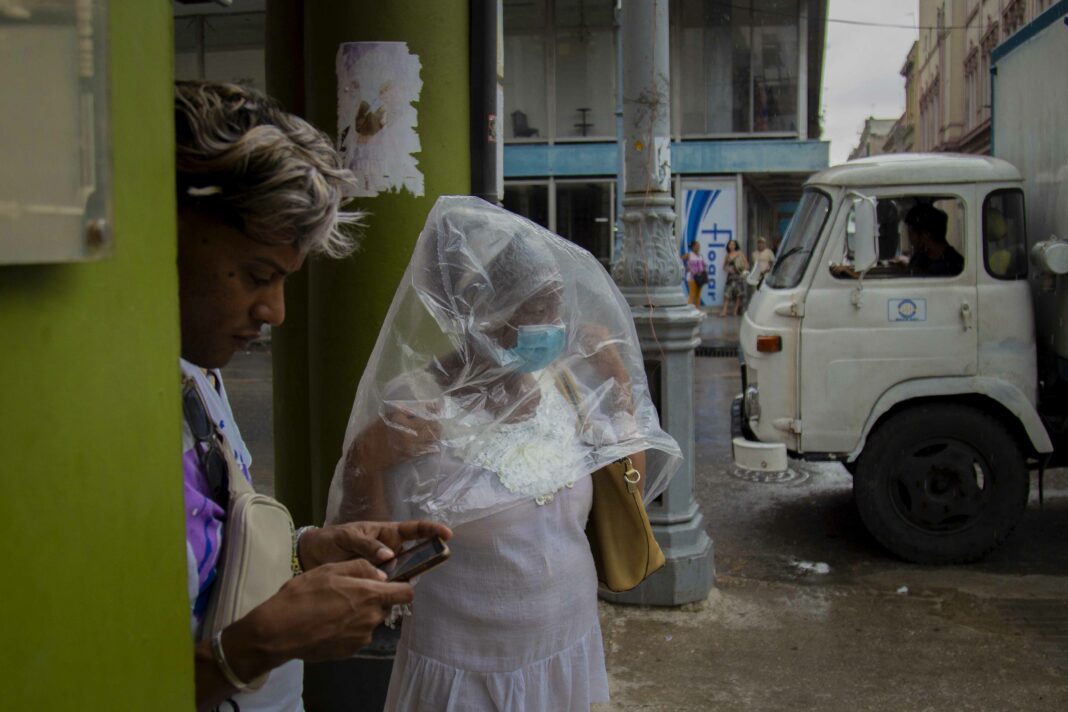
[337,42,424,198]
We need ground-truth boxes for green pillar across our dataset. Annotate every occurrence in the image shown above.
[0,3,192,707]
[266,0,315,525]
[269,2,471,525]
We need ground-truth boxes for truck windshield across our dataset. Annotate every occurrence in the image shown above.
[765,189,831,289]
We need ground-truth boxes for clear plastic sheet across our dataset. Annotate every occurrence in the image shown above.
[325,196,681,528]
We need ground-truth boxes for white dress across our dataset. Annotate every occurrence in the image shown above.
[382,382,609,711]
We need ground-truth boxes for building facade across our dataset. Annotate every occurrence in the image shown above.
[910,0,1057,155]
[502,0,829,302]
[883,41,919,154]
[172,0,830,307]
[848,117,897,160]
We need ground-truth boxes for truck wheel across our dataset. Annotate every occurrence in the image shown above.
[854,403,1028,564]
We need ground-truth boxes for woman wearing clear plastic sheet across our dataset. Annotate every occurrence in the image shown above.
[325,196,682,711]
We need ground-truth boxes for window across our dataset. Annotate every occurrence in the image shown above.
[554,0,615,140]
[504,180,615,267]
[1002,0,1026,38]
[831,196,966,280]
[555,182,613,269]
[983,189,1027,280]
[503,183,550,229]
[174,12,266,90]
[752,0,799,133]
[502,0,615,142]
[919,78,941,151]
[504,0,548,141]
[764,189,830,289]
[964,46,979,131]
[978,22,999,127]
[675,0,799,136]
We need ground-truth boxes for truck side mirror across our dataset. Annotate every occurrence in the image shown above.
[850,195,878,273]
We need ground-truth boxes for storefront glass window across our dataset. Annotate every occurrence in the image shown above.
[554,0,615,140]
[503,183,551,229]
[504,0,548,140]
[556,182,613,268]
[753,0,799,132]
[173,12,266,90]
[503,0,616,142]
[677,0,798,136]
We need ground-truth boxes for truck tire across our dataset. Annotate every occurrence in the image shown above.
[854,403,1028,564]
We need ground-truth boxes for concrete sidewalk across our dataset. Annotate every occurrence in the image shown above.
[697,310,742,349]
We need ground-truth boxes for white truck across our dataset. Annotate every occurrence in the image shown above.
[731,7,1068,564]
[731,153,1065,563]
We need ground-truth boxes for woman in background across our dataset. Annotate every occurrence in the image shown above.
[719,239,749,316]
[684,239,707,307]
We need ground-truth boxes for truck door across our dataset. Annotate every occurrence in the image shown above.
[798,191,979,453]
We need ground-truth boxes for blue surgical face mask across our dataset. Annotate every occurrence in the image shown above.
[506,324,566,373]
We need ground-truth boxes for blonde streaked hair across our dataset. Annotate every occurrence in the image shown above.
[175,81,362,258]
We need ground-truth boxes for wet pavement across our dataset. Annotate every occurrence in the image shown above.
[223,313,1068,710]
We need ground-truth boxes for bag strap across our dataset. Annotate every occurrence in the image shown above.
[182,376,255,502]
[555,369,638,480]
[554,368,589,431]
[220,433,255,499]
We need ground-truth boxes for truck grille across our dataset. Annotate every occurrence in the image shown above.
[695,345,739,358]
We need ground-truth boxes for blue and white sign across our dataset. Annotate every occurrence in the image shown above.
[681,180,738,307]
[888,298,927,322]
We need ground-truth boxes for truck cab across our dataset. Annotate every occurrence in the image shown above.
[732,153,1058,563]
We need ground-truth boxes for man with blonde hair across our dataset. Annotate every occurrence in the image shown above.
[174,81,449,711]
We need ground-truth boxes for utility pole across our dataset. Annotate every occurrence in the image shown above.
[608,0,713,606]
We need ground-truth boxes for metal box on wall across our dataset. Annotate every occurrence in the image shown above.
[1,0,111,264]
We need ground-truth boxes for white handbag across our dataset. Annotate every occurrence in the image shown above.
[184,378,295,691]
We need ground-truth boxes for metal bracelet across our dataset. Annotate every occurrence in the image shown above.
[292,525,318,575]
[211,629,250,691]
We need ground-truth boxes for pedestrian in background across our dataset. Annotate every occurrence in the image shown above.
[683,239,707,307]
[751,236,775,286]
[719,239,749,317]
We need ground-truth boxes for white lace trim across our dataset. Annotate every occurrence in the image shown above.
[460,382,584,502]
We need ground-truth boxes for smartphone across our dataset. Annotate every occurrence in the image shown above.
[379,536,451,582]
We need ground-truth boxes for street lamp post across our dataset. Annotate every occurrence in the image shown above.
[607,0,714,606]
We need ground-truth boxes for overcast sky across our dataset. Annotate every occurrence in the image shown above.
[821,1,920,165]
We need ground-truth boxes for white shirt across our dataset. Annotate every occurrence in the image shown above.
[180,359,304,712]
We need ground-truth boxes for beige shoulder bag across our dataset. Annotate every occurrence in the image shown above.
[183,378,295,691]
[554,370,665,592]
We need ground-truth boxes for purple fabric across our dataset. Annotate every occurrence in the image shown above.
[184,447,227,621]
[685,252,706,277]
[182,375,253,625]
[184,447,226,609]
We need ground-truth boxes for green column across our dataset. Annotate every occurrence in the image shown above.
[0,3,192,707]
[266,0,315,525]
[270,2,471,524]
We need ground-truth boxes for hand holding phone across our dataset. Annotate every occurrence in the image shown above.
[378,535,451,582]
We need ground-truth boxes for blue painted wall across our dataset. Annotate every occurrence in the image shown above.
[504,139,829,179]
